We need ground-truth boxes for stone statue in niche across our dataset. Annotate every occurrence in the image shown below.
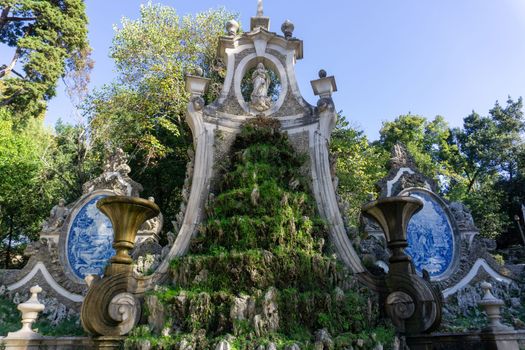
[42,198,69,232]
[250,63,272,112]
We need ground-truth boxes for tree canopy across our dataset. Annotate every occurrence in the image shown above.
[1,1,525,270]
[0,0,90,121]
[83,4,238,226]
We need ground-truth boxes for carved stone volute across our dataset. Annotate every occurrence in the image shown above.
[362,196,443,335]
[81,196,159,338]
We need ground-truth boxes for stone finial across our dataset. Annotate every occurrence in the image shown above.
[6,285,45,339]
[226,20,239,36]
[311,70,337,99]
[194,66,204,77]
[257,0,264,16]
[185,73,211,98]
[251,0,270,31]
[478,281,513,331]
[281,20,294,39]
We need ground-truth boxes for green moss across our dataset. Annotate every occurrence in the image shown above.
[128,119,393,350]
[169,249,345,294]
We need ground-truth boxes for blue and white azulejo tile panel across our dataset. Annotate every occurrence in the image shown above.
[405,190,455,279]
[67,194,115,280]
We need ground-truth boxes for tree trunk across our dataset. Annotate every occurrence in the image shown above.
[466,169,480,193]
[0,6,11,32]
[4,216,13,269]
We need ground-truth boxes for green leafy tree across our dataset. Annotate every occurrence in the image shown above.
[0,110,49,267]
[0,114,103,268]
[452,98,524,193]
[376,114,459,188]
[0,0,90,121]
[331,114,387,228]
[85,4,238,228]
[451,98,524,241]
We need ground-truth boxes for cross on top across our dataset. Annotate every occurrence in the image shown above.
[257,0,264,17]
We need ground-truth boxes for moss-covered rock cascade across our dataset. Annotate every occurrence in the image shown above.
[126,119,393,349]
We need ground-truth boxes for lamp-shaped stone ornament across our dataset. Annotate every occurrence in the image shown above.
[7,285,45,339]
[362,196,422,274]
[362,196,443,335]
[310,69,337,99]
[478,281,514,332]
[97,196,160,276]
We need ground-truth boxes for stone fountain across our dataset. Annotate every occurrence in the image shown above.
[80,196,159,348]
[362,196,443,335]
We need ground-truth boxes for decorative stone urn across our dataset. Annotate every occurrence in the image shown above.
[478,281,513,332]
[362,196,422,274]
[81,196,160,342]
[97,196,160,276]
[362,196,443,335]
[7,285,45,339]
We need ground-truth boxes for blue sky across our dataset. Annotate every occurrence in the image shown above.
[45,0,525,140]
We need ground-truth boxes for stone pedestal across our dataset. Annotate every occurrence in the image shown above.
[0,336,94,350]
[93,336,124,350]
[406,330,525,350]
[480,331,520,350]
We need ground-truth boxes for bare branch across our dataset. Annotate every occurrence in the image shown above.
[11,68,26,79]
[0,6,11,32]
[0,48,21,79]
[5,16,36,22]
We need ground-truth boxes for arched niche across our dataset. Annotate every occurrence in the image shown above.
[233,54,289,116]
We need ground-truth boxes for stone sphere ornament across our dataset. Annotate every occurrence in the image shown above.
[281,19,295,39]
[194,66,204,77]
[226,19,240,36]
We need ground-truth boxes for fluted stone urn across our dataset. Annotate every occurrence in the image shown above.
[362,196,443,335]
[362,196,422,274]
[81,196,160,341]
[97,196,160,276]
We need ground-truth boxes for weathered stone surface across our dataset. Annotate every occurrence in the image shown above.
[230,295,250,321]
[215,340,231,350]
[368,141,521,331]
[138,339,151,350]
[314,328,334,350]
[145,294,165,334]
[266,343,277,350]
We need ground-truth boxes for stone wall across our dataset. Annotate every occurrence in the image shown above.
[0,336,93,349]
